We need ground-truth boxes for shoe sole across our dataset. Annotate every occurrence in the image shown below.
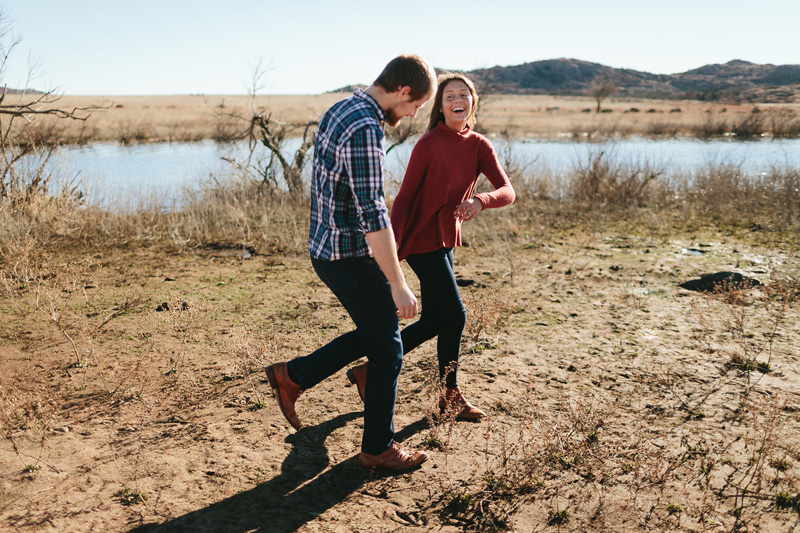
[346,368,365,403]
[437,406,484,422]
[358,459,427,473]
[265,366,302,430]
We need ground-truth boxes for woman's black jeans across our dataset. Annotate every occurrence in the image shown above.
[402,248,466,389]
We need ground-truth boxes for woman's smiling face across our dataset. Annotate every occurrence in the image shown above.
[440,80,473,131]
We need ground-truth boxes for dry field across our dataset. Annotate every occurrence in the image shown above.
[30,93,800,144]
[3,89,800,531]
[2,204,800,531]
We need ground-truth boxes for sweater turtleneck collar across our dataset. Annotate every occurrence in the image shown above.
[435,121,471,140]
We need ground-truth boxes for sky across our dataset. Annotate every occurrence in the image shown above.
[2,0,799,95]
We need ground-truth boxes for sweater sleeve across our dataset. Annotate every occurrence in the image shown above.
[473,138,516,209]
[390,137,430,247]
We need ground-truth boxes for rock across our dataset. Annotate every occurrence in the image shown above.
[679,272,762,292]
[155,301,189,311]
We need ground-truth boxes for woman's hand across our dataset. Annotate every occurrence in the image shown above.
[454,198,483,222]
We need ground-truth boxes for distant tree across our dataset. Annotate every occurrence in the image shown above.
[590,77,617,113]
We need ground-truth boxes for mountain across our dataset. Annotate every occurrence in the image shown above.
[1,86,45,95]
[465,59,800,102]
[327,84,367,93]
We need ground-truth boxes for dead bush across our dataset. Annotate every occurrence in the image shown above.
[568,151,664,208]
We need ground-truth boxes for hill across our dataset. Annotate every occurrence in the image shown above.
[466,58,800,102]
[1,86,45,95]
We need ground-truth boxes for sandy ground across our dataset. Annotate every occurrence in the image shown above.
[2,217,800,532]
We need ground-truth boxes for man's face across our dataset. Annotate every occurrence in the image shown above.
[385,87,435,127]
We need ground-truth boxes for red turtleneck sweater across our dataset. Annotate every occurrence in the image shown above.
[390,122,515,260]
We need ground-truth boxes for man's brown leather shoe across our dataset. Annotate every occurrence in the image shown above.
[346,362,367,402]
[439,387,486,421]
[265,363,303,430]
[358,442,429,472]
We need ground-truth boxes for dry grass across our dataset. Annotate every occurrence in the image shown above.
[30,94,346,145]
[5,204,798,531]
[24,94,800,145]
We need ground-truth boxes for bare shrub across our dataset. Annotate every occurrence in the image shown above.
[710,279,795,385]
[168,174,308,253]
[0,385,58,474]
[646,122,680,137]
[763,167,800,229]
[114,121,155,144]
[768,108,800,138]
[692,163,754,221]
[689,164,800,232]
[732,113,766,139]
[718,396,800,527]
[439,391,630,530]
[0,227,50,286]
[461,288,513,352]
[568,151,664,208]
[213,112,243,143]
[2,270,100,370]
[691,114,729,138]
[225,324,288,411]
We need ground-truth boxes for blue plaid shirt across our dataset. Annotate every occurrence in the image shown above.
[308,90,391,260]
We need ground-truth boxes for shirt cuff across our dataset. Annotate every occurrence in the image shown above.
[361,209,392,234]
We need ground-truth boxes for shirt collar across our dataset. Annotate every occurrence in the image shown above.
[354,88,386,123]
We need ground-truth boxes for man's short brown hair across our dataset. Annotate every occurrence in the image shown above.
[373,54,437,101]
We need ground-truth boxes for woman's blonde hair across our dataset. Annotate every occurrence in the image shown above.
[427,72,479,132]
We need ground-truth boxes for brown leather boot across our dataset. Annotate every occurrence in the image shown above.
[439,387,486,421]
[346,362,368,403]
[358,441,429,472]
[264,362,303,430]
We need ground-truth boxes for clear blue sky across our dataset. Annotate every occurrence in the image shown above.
[2,0,799,95]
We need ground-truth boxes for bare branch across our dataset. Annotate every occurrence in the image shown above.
[386,116,424,154]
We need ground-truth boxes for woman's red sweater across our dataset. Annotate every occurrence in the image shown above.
[390,122,516,260]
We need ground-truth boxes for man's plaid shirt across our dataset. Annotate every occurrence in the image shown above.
[308,90,391,260]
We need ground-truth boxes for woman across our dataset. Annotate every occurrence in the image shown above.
[347,72,515,420]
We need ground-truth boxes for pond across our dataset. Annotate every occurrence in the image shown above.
[54,136,800,204]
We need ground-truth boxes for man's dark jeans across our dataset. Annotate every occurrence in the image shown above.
[287,256,402,456]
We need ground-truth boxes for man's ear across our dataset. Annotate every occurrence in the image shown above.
[396,86,412,99]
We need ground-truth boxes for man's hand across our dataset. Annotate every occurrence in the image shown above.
[392,283,418,319]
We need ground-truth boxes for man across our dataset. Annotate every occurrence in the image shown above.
[265,55,437,473]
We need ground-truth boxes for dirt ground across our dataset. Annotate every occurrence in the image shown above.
[2,217,800,532]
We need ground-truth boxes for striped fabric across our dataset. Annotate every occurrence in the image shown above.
[308,90,391,260]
